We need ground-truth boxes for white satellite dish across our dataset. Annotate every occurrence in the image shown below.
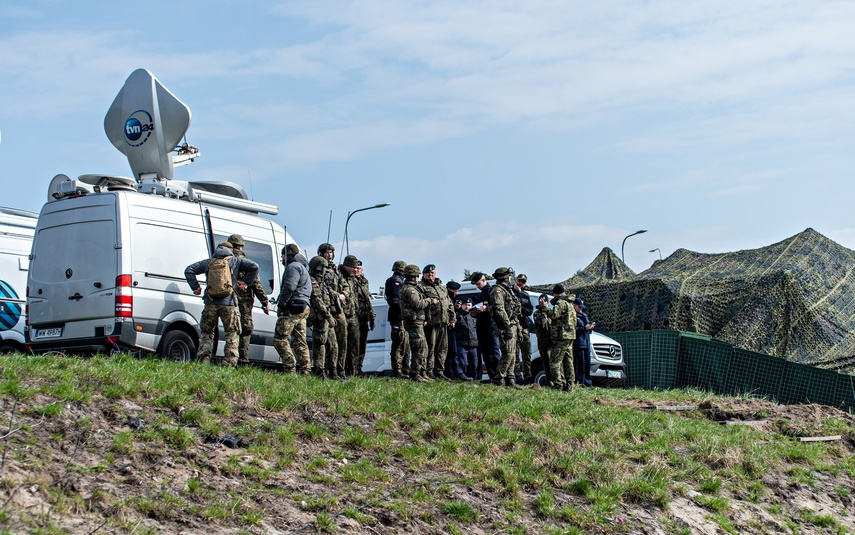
[78,174,138,192]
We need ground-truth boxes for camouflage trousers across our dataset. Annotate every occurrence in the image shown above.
[495,325,518,384]
[343,316,360,377]
[331,312,347,376]
[536,334,552,386]
[310,320,329,373]
[404,319,428,377]
[425,323,448,376]
[274,308,310,373]
[390,320,410,375]
[198,304,240,365]
[549,340,575,389]
[517,327,532,380]
[237,301,254,363]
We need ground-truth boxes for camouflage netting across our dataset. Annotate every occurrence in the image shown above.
[535,229,855,372]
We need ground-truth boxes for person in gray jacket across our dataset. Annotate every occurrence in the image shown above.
[185,242,259,365]
[275,244,313,374]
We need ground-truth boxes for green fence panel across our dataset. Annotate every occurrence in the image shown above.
[778,362,840,406]
[835,374,855,413]
[677,335,731,393]
[651,331,681,390]
[604,331,651,389]
[727,347,786,400]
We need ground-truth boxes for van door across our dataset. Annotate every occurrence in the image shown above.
[28,219,118,328]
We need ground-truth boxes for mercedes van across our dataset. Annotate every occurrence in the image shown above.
[0,207,38,353]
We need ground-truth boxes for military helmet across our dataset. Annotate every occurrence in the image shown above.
[227,234,244,246]
[392,260,407,272]
[343,255,359,268]
[309,255,327,272]
[492,267,512,280]
[317,243,335,254]
[403,264,421,277]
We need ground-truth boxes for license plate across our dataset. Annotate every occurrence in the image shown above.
[606,370,622,379]
[33,327,63,339]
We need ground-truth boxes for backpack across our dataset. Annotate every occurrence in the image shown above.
[206,256,234,299]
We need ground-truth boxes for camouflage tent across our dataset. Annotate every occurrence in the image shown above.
[540,229,855,372]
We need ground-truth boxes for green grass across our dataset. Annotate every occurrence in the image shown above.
[0,352,851,534]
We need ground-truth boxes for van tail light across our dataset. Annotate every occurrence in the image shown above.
[115,275,133,318]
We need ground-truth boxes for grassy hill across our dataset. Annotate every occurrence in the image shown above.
[0,353,853,534]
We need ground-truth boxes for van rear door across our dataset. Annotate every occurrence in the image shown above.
[28,206,118,333]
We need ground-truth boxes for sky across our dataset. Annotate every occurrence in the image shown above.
[2,1,855,292]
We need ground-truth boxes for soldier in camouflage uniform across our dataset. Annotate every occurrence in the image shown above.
[533,293,553,387]
[354,261,376,377]
[385,260,410,378]
[547,284,577,390]
[489,267,521,387]
[308,255,337,378]
[339,255,361,377]
[400,264,438,382]
[274,244,312,374]
[513,274,534,383]
[227,234,270,364]
[318,243,348,378]
[420,264,455,379]
[184,242,259,366]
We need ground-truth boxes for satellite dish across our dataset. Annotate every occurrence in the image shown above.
[78,174,138,192]
[47,174,72,202]
[104,69,192,181]
[188,181,249,200]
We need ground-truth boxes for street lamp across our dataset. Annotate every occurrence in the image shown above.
[344,203,391,255]
[650,248,662,260]
[621,229,648,263]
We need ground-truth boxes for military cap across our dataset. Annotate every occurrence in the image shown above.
[283,243,300,257]
[516,273,527,282]
[462,296,473,304]
[446,281,461,290]
[469,271,485,284]
[317,243,335,254]
[309,255,327,272]
[218,241,233,249]
[403,264,421,277]
[422,264,436,273]
[539,293,550,302]
[392,260,407,272]
[227,234,244,246]
[552,284,565,295]
[343,255,359,268]
[572,297,586,309]
[492,267,512,279]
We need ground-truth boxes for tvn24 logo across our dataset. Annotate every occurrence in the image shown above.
[124,110,154,147]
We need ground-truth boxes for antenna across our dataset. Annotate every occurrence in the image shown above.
[326,210,333,243]
[247,170,255,201]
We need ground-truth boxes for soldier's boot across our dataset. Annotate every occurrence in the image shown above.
[505,378,517,388]
[281,366,296,374]
[394,371,408,379]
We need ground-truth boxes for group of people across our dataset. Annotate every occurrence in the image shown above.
[385,262,596,390]
[184,240,596,390]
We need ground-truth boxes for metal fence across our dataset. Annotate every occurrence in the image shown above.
[603,330,855,412]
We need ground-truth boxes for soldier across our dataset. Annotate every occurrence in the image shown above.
[274,244,312,374]
[339,255,361,377]
[226,234,270,364]
[318,243,348,378]
[548,284,577,390]
[307,255,337,378]
[184,242,258,366]
[420,264,455,379]
[513,273,534,384]
[384,260,410,378]
[400,264,438,382]
[354,261,376,377]
[489,267,521,387]
[533,293,553,387]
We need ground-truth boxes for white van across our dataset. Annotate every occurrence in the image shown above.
[26,69,291,364]
[362,281,627,386]
[0,207,38,353]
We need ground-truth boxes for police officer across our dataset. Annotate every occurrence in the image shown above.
[513,273,534,384]
[226,234,269,364]
[184,242,259,366]
[400,264,438,382]
[274,244,312,374]
[385,260,410,378]
[548,284,577,390]
[307,255,337,378]
[318,243,348,378]
[489,267,521,387]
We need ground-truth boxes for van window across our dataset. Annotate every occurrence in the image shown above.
[214,235,274,294]
[134,224,208,284]
[32,221,116,282]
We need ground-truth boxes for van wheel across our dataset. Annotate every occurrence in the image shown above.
[159,331,196,362]
[0,343,17,355]
[531,359,548,387]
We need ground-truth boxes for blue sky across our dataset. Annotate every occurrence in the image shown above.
[2,1,854,291]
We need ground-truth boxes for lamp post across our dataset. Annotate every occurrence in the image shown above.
[621,229,648,263]
[344,203,391,255]
[650,248,662,260]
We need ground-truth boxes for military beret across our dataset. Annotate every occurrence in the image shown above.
[446,281,461,290]
[469,272,484,283]
[423,264,436,273]
[516,273,527,282]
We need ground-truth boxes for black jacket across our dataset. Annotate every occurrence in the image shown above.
[574,310,591,349]
[384,272,406,322]
[454,311,478,348]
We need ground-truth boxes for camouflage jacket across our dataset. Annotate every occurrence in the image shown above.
[308,273,335,326]
[321,260,345,317]
[234,249,268,308]
[489,282,521,333]
[548,295,577,342]
[533,303,552,340]
[420,278,453,325]
[355,275,376,323]
[337,265,358,318]
[400,280,432,323]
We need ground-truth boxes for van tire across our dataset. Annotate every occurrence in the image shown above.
[159,330,196,362]
[531,358,548,387]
